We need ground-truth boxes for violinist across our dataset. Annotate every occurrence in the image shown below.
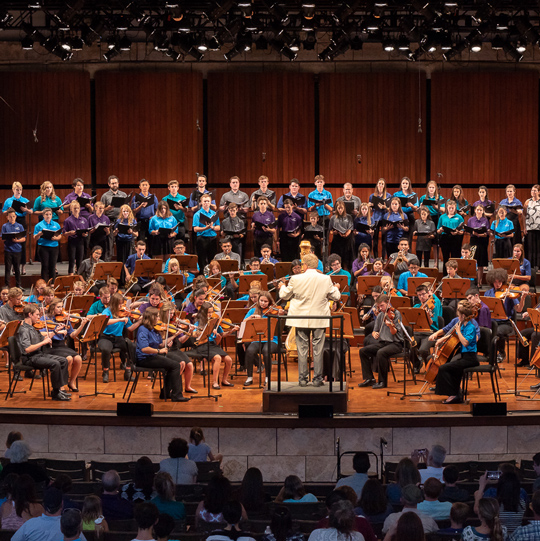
[124,240,151,294]
[17,304,70,401]
[367,258,389,277]
[184,289,208,323]
[206,260,237,300]
[380,275,401,297]
[135,307,189,402]
[44,298,87,392]
[396,258,427,297]
[0,287,24,324]
[189,301,237,390]
[26,279,46,304]
[485,268,527,363]
[236,283,261,305]
[106,278,119,296]
[412,284,443,373]
[132,286,166,316]
[158,302,197,393]
[72,281,87,297]
[242,291,283,386]
[87,287,111,316]
[511,243,532,284]
[428,300,479,404]
[0,286,9,307]
[39,288,55,310]
[359,285,382,337]
[99,293,140,383]
[358,294,404,390]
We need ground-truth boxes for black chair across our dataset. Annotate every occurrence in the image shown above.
[461,327,501,402]
[6,335,51,400]
[122,338,166,402]
[89,460,134,482]
[42,458,87,481]
[442,306,456,326]
[195,461,221,483]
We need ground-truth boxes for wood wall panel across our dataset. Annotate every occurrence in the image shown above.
[0,72,91,186]
[95,72,203,186]
[431,72,538,185]
[207,72,315,185]
[319,73,426,186]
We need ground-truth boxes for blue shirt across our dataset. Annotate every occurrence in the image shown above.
[188,189,215,208]
[485,287,518,319]
[34,219,61,247]
[413,294,442,332]
[2,221,25,253]
[125,253,151,284]
[164,257,196,285]
[131,193,158,221]
[491,218,514,239]
[193,208,219,238]
[162,193,187,224]
[3,195,30,217]
[369,193,392,222]
[438,213,464,233]
[393,190,418,215]
[327,269,351,296]
[384,212,407,244]
[114,218,137,241]
[443,318,478,353]
[517,257,532,277]
[33,195,63,221]
[102,307,131,337]
[397,271,428,293]
[354,215,374,246]
[277,192,308,211]
[149,215,178,235]
[308,189,333,217]
[136,325,162,360]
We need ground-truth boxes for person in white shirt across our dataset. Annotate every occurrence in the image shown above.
[335,452,370,500]
[308,500,365,541]
[412,444,446,483]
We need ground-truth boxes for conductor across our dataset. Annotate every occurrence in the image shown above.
[278,253,341,387]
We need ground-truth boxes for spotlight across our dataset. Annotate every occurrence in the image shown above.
[118,35,131,51]
[238,1,253,18]
[268,2,289,25]
[280,46,297,61]
[224,45,241,61]
[443,40,466,61]
[470,40,482,53]
[165,48,181,61]
[383,39,395,52]
[103,48,119,62]
[21,36,34,50]
[303,31,316,50]
[196,36,208,52]
[208,36,221,51]
[503,42,523,62]
[397,36,410,51]
[496,15,509,31]
[318,45,332,61]
[0,9,13,25]
[302,17,315,32]
[302,3,315,19]
[516,41,527,53]
[237,31,252,52]
[170,7,184,21]
[289,39,300,52]
[365,16,380,32]
[28,1,41,8]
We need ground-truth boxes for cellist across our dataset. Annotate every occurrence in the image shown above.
[427,300,479,404]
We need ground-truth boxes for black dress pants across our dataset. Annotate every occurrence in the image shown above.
[359,340,402,384]
[136,354,183,400]
[435,352,478,397]
[24,353,69,391]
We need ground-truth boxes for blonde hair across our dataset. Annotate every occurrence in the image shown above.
[359,202,372,225]
[82,495,103,523]
[40,181,56,202]
[168,258,180,273]
[119,204,135,223]
[70,200,80,212]
[12,182,22,191]
[94,201,104,210]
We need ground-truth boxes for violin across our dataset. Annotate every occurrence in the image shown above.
[118,305,142,320]
[33,320,61,331]
[14,305,24,314]
[494,286,529,300]
[383,306,397,332]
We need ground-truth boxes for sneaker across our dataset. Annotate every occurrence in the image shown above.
[299,380,308,387]
[497,351,506,363]
[102,371,109,383]
[244,377,253,386]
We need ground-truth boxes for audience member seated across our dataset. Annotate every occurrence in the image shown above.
[206,500,256,541]
[1,474,43,530]
[100,470,134,522]
[121,456,155,503]
[151,471,186,521]
[60,508,83,541]
[188,426,223,464]
[411,444,446,483]
[237,467,271,518]
[475,471,526,536]
[276,475,318,503]
[261,505,305,541]
[383,511,425,541]
[483,463,529,505]
[335,452,370,500]
[386,458,421,504]
[462,497,506,541]
[417,477,452,520]
[308,500,365,541]
[439,465,470,503]
[132,502,160,541]
[437,502,469,538]
[355,479,393,524]
[382,485,438,537]
[81,495,109,534]
[159,438,198,485]
[510,489,540,541]
[52,474,81,511]
[4,431,23,459]
[0,441,49,484]
[153,513,177,541]
[317,490,376,541]
[12,487,87,541]
[533,453,540,492]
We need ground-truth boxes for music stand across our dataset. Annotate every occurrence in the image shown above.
[63,295,95,314]
[239,318,278,389]
[206,278,221,289]
[218,259,239,274]
[190,318,220,401]
[419,267,439,279]
[492,259,520,274]
[275,262,292,278]
[53,275,83,296]
[449,258,477,279]
[407,277,436,298]
[390,296,411,309]
[441,279,470,301]
[239,274,268,293]
[155,273,184,291]
[260,263,275,282]
[330,275,350,294]
[227,308,249,323]
[527,309,540,332]
[79,315,113,399]
[480,296,508,320]
[356,276,383,296]
[177,255,199,275]
[134,259,162,281]
[93,262,123,281]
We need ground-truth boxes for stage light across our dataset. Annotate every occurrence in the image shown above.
[516,41,527,53]
[318,45,332,61]
[397,36,410,51]
[365,17,380,31]
[302,16,315,32]
[470,40,482,53]
[516,17,539,45]
[442,40,466,61]
[491,36,504,50]
[503,42,523,62]
[383,39,395,52]
[21,36,34,50]
[496,14,509,31]
[28,1,41,8]
[196,35,208,52]
[238,1,253,18]
[177,18,191,33]
[289,39,300,52]
[153,34,169,52]
[224,45,242,61]
[0,9,12,25]
[237,31,252,52]
[165,48,181,61]
[280,46,297,61]
[118,35,131,51]
[302,3,315,19]
[267,2,289,25]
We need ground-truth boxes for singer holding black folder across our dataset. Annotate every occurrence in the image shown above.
[193,193,220,270]
[251,196,276,258]
[114,205,138,264]
[2,208,26,288]
[149,201,179,257]
[131,179,158,243]
[33,208,62,282]
[437,200,464,266]
[368,178,391,258]
[466,205,490,285]
[63,201,90,275]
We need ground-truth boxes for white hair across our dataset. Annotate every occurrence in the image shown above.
[9,440,31,463]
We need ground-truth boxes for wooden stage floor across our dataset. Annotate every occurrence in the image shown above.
[1,349,540,418]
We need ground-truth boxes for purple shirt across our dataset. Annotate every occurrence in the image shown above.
[278,210,303,233]
[472,199,493,210]
[88,214,111,238]
[252,210,276,238]
[467,216,490,230]
[352,257,374,276]
[63,191,93,218]
[63,215,89,240]
[477,301,491,328]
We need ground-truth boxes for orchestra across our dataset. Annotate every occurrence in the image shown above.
[2,176,540,407]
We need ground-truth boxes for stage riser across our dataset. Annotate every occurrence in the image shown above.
[262,386,349,413]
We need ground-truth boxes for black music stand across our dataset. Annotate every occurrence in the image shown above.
[449,258,477,279]
[441,279,470,301]
[79,315,113,399]
[516,308,540,400]
[177,255,199,275]
[240,318,278,389]
[190,318,220,401]
[326,312,354,382]
[94,262,123,281]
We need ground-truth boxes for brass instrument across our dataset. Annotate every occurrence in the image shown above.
[285,327,297,358]
[469,245,477,259]
[299,240,312,259]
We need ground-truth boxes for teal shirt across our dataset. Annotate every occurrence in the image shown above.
[150,495,186,520]
[413,294,442,332]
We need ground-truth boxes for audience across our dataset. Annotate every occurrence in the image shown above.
[0,473,43,530]
[462,497,506,541]
[308,500,365,541]
[355,479,393,524]
[261,505,305,541]
[384,511,425,541]
[439,465,470,503]
[0,441,49,484]
[81,494,108,534]
[159,438,198,485]
[4,431,23,459]
[276,475,317,503]
[382,484,438,537]
[150,471,186,521]
[411,445,446,483]
[121,456,155,503]
[52,474,81,511]
[60,508,83,541]
[153,513,176,541]
[188,427,223,464]
[417,477,452,520]
[533,453,540,492]
[238,467,270,517]
[510,489,540,541]
[437,502,469,537]
[335,452,370,500]
[206,500,255,541]
[386,458,421,504]
[100,470,134,522]
[132,502,160,541]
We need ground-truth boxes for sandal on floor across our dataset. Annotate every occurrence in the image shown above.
[442,395,463,404]
[212,383,220,390]
[221,381,234,387]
